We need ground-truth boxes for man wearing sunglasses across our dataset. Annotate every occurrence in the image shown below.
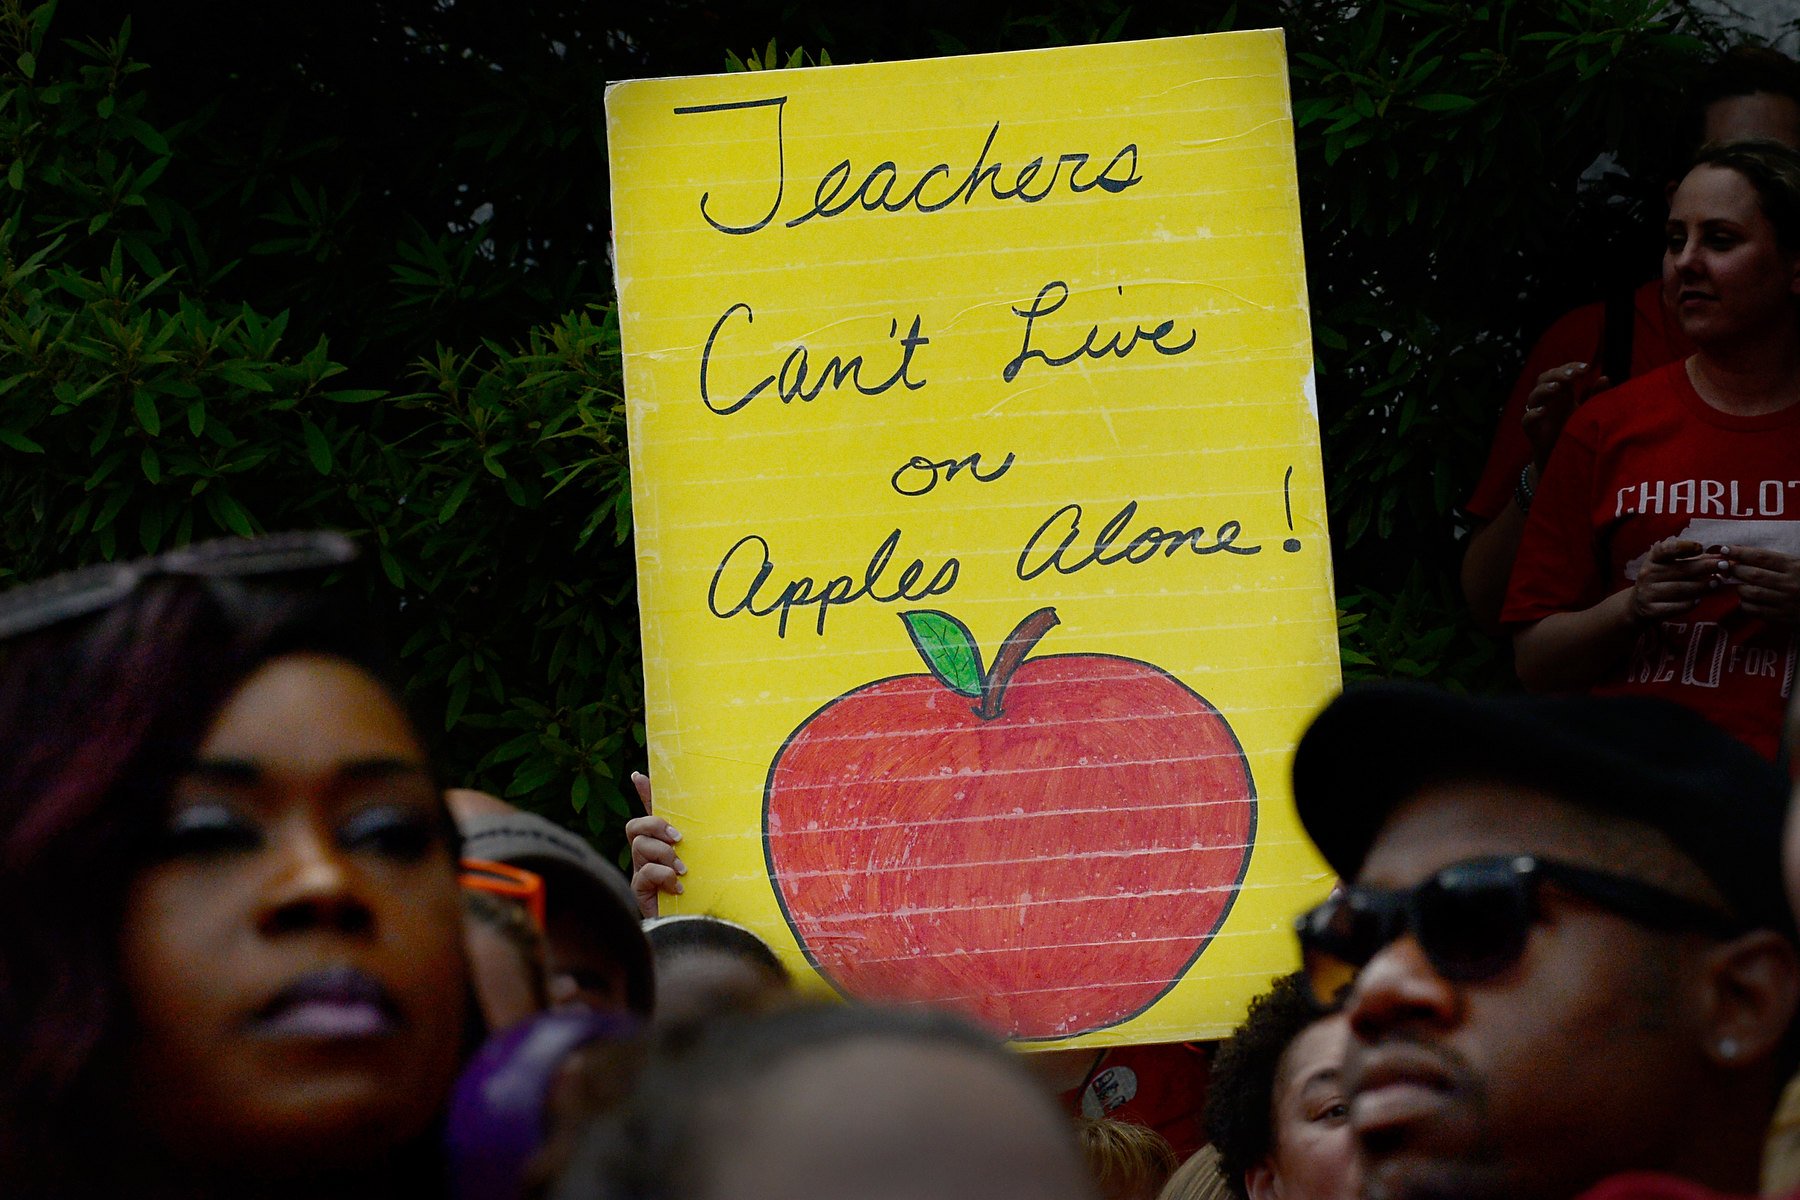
[1290,683,1799,1200]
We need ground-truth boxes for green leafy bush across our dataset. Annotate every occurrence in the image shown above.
[0,2,643,850]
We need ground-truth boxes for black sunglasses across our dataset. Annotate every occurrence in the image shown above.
[0,532,359,642]
[1295,854,1746,1010]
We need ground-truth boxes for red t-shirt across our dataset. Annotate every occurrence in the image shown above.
[1503,360,1800,759]
[1467,280,1692,521]
[1059,1042,1212,1160]
[1576,1171,1777,1200]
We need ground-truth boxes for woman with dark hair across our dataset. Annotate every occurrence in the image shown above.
[0,534,473,1199]
[1202,973,1357,1200]
[1508,140,1800,759]
[1461,48,1800,630]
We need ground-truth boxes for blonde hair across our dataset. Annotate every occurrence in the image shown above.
[1075,1117,1180,1200]
[1157,1145,1236,1200]
[1691,139,1800,250]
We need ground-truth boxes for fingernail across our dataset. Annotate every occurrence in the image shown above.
[666,826,681,841]
[631,770,647,783]
[1716,560,1731,573]
[1709,577,1720,588]
[675,861,687,876]
[1572,362,1588,370]
[1706,544,1726,555]
[674,881,685,895]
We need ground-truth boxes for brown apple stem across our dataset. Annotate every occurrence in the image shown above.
[974,607,1060,720]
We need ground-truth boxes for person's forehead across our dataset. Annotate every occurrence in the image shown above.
[1703,91,1800,147]
[659,948,776,988]
[1356,778,1685,890]
[717,1040,1081,1198]
[1277,1014,1349,1099]
[1671,163,1764,218]
[199,654,422,759]
[757,1040,1057,1149]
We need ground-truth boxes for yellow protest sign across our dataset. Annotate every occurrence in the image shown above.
[606,30,1338,1047]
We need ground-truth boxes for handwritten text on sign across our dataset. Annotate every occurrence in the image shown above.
[607,31,1340,1047]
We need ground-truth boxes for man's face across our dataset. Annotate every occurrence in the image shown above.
[1340,781,1716,1200]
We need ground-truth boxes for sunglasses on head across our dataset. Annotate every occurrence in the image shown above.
[461,858,548,930]
[0,532,359,642]
[1295,854,1746,1011]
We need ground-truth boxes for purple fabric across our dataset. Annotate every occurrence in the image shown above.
[445,1009,637,1200]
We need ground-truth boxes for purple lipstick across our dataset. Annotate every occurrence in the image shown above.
[251,965,399,1039]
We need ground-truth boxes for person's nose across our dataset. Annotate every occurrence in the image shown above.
[1670,234,1704,279]
[258,817,375,937]
[1345,934,1461,1040]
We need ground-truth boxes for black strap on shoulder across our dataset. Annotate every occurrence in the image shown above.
[1601,283,1636,382]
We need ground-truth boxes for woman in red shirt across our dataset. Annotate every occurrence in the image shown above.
[1506,141,1800,759]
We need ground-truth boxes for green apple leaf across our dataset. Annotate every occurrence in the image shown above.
[900,610,985,698]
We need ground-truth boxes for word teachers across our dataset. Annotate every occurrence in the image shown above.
[673,95,1142,236]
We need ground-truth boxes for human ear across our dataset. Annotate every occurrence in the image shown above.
[1697,929,1800,1070]
[1246,1157,1281,1200]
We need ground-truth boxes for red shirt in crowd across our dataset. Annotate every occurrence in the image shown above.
[1468,280,1692,521]
[1576,1171,1782,1200]
[1503,360,1800,760]
[1058,1042,1212,1160]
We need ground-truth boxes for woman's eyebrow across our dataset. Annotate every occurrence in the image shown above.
[180,756,430,783]
[1298,1066,1342,1094]
[337,757,433,781]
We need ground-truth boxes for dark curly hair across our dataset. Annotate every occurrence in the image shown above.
[1201,973,1324,1200]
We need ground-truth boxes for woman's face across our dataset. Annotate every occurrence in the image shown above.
[120,653,468,1174]
[1248,1013,1359,1200]
[1663,163,1800,348]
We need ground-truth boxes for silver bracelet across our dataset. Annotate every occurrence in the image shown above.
[1515,464,1536,514]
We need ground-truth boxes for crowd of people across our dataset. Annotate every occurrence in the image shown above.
[3,37,1800,1200]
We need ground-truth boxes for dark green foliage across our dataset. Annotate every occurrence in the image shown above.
[0,1,642,849]
[1,0,1770,851]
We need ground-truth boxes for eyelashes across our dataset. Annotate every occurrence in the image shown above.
[156,801,443,864]
[337,806,441,862]
[1664,229,1745,253]
[159,803,261,859]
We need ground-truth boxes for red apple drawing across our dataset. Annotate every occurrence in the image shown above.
[763,606,1256,1039]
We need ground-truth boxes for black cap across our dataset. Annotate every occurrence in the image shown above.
[1293,683,1793,937]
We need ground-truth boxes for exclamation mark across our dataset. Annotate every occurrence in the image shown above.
[1283,465,1302,553]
